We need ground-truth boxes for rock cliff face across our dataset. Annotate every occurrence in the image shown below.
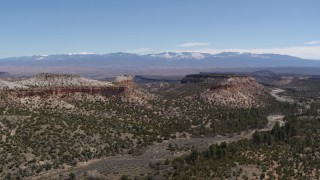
[181,74,268,108]
[0,73,132,98]
[0,73,139,111]
[209,77,261,91]
[202,76,268,108]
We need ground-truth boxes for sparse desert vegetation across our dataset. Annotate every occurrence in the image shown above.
[0,73,319,179]
[2,0,320,179]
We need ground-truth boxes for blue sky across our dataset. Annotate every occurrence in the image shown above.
[0,0,320,59]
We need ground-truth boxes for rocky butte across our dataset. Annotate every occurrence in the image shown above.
[0,73,133,98]
[181,73,269,108]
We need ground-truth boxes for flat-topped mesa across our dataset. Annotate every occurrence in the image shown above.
[19,73,114,88]
[209,77,259,92]
[181,73,257,91]
[115,75,133,85]
[181,73,248,84]
[3,74,135,98]
[114,75,134,96]
[182,73,268,108]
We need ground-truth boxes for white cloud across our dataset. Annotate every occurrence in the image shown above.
[175,46,320,60]
[304,41,320,45]
[177,42,210,47]
[125,48,151,54]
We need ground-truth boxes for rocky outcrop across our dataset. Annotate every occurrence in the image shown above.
[0,73,157,111]
[115,75,134,87]
[1,74,134,99]
[209,77,260,91]
[197,75,268,108]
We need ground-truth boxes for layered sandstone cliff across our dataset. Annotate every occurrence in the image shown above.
[201,76,268,108]
[0,73,138,111]
[0,73,132,98]
[181,74,268,108]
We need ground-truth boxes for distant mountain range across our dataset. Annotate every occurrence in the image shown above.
[1,52,320,76]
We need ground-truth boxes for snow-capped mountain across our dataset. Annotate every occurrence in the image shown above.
[212,52,245,57]
[149,52,212,60]
[0,52,320,76]
[213,52,271,59]
[1,51,305,62]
